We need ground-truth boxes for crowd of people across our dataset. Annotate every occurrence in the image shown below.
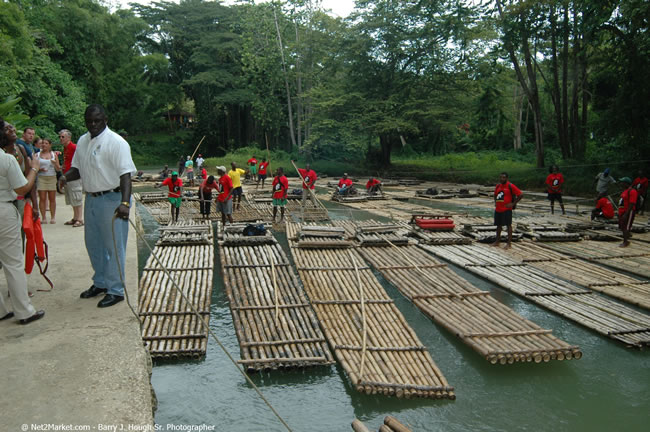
[0,104,137,325]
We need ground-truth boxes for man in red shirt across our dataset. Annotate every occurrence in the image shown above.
[256,158,269,189]
[155,171,183,222]
[632,169,647,215]
[296,161,317,207]
[271,167,289,222]
[59,129,84,227]
[247,156,258,182]
[545,164,565,215]
[591,193,615,221]
[199,175,218,219]
[492,172,523,249]
[617,177,638,248]
[216,166,234,225]
[337,173,354,196]
[366,177,382,196]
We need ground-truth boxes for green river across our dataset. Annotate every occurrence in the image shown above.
[136,201,649,432]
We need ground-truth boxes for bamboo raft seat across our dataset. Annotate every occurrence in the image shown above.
[353,230,578,364]
[420,244,650,348]
[138,221,215,359]
[542,240,650,279]
[500,241,650,310]
[287,222,454,399]
[414,191,455,200]
[217,223,334,371]
[247,194,330,222]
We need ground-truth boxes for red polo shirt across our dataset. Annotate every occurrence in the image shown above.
[258,161,269,175]
[596,197,614,219]
[298,168,317,189]
[618,188,638,216]
[546,173,564,193]
[272,175,289,199]
[494,181,522,213]
[162,177,183,198]
[632,177,648,195]
[63,142,76,174]
[217,175,233,202]
[366,178,381,189]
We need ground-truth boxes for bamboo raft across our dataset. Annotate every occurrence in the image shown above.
[420,244,650,348]
[354,229,579,363]
[542,240,650,279]
[287,222,454,399]
[352,416,413,432]
[246,193,330,222]
[516,222,582,242]
[500,242,650,310]
[138,221,215,358]
[217,223,334,371]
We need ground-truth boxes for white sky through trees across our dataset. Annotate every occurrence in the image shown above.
[115,0,356,18]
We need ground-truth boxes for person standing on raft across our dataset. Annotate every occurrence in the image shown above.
[199,175,218,220]
[155,171,183,223]
[271,167,289,223]
[296,161,317,208]
[216,166,234,225]
[228,162,246,211]
[247,155,258,182]
[491,172,523,249]
[617,177,638,248]
[256,158,269,189]
[545,165,565,215]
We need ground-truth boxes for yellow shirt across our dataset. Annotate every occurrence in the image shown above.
[228,168,246,188]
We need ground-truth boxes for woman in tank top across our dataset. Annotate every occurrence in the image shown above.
[38,138,61,223]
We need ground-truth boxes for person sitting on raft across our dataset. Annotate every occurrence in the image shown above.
[338,173,354,196]
[158,165,169,180]
[366,177,382,196]
[591,193,615,221]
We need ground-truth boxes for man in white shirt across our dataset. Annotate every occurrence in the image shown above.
[0,117,45,324]
[196,154,204,171]
[58,105,137,308]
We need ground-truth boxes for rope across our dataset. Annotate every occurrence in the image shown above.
[112,215,294,432]
[348,249,367,384]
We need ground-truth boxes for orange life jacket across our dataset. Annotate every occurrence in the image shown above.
[22,203,53,291]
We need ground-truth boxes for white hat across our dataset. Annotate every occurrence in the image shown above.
[217,166,227,173]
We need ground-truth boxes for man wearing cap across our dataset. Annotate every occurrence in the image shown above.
[58,104,137,308]
[594,168,616,196]
[617,177,638,248]
[156,171,183,222]
[216,166,234,225]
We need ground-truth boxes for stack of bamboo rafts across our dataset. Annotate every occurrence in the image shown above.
[353,223,579,364]
[516,221,582,242]
[138,221,215,358]
[462,224,524,243]
[287,222,454,399]
[218,223,334,371]
[542,240,650,279]
[501,242,650,310]
[352,416,413,432]
[408,215,472,245]
[421,244,650,348]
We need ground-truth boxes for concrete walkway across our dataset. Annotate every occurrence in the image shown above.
[0,194,154,430]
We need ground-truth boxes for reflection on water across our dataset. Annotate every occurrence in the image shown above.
[138,199,650,432]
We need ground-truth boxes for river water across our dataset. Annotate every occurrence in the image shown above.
[136,201,649,432]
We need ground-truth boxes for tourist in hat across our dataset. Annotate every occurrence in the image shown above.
[156,171,183,223]
[594,168,616,196]
[617,177,638,248]
[216,166,234,225]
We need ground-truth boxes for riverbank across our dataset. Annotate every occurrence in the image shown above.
[0,195,154,430]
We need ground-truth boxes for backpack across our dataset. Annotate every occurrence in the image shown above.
[243,224,267,236]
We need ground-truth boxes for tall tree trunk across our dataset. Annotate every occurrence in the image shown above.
[379,134,392,167]
[513,84,524,150]
[495,0,545,167]
[561,4,570,158]
[295,21,302,149]
[273,7,297,149]
[550,5,569,159]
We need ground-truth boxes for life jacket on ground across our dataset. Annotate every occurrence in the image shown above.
[22,203,54,291]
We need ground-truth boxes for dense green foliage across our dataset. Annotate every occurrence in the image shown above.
[0,0,647,175]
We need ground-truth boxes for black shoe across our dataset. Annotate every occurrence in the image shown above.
[0,312,14,321]
[97,294,124,308]
[19,310,45,325]
[80,285,107,299]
